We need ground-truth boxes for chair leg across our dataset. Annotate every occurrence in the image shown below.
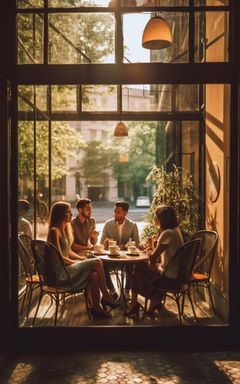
[20,284,29,314]
[54,295,60,326]
[187,292,197,322]
[26,287,33,318]
[142,298,149,320]
[84,290,92,320]
[181,294,185,316]
[207,284,216,315]
[32,290,43,325]
[175,296,183,326]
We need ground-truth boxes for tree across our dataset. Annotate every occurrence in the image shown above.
[18,121,85,181]
[142,165,199,241]
[112,122,157,201]
[80,141,118,199]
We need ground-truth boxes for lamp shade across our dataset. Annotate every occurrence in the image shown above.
[114,122,128,137]
[142,16,172,50]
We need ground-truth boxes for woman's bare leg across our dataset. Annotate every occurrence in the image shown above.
[88,271,106,312]
[92,259,115,302]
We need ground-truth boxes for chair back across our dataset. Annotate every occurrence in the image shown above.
[163,239,202,285]
[190,230,218,276]
[18,236,36,277]
[31,240,69,288]
[19,234,33,255]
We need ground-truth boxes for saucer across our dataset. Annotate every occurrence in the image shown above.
[107,252,121,257]
[93,251,106,256]
[126,252,140,256]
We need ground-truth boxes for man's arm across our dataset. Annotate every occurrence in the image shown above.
[71,242,91,253]
[89,218,98,245]
[131,223,140,245]
[100,222,108,244]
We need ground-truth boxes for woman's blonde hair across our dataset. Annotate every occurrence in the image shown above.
[48,201,73,245]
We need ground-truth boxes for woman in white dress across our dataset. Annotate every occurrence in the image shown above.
[126,205,183,317]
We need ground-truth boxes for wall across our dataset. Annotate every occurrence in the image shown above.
[205,84,230,321]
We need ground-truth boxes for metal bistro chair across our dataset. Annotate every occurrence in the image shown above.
[18,236,41,318]
[31,239,90,326]
[190,230,219,314]
[143,239,202,325]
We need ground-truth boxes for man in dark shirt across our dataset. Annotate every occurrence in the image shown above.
[71,198,99,253]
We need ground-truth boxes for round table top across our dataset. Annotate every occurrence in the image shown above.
[98,252,148,264]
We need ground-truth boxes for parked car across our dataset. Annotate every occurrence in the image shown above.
[136,196,150,208]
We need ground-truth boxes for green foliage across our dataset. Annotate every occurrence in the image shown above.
[18,121,85,180]
[80,140,118,184]
[142,165,199,240]
[112,122,156,200]
[17,8,114,64]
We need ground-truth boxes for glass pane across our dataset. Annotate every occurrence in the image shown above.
[36,86,48,112]
[51,86,78,112]
[175,85,199,111]
[51,121,87,203]
[18,85,47,113]
[49,0,110,7]
[17,13,44,64]
[48,13,115,64]
[122,84,199,112]
[36,121,50,233]
[123,13,188,63]
[194,0,228,5]
[122,84,172,111]
[181,121,199,189]
[18,86,34,112]
[82,85,118,112]
[17,0,44,7]
[195,12,229,62]
[124,0,188,6]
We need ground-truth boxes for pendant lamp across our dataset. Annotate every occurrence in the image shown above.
[142,15,172,50]
[114,122,128,137]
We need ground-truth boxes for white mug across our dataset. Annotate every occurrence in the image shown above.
[128,245,137,254]
[108,245,119,254]
[109,239,117,246]
[94,244,104,253]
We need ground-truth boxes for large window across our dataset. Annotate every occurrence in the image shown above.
[17,1,229,64]
[16,0,231,330]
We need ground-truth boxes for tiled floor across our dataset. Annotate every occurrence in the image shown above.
[1,349,240,383]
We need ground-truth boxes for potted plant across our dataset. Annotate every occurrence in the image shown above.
[142,165,199,241]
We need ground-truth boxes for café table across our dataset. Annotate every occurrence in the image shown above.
[97,251,149,305]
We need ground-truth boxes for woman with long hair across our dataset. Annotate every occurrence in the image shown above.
[126,205,183,317]
[47,201,118,319]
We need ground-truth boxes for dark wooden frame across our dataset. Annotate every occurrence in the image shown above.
[0,0,240,352]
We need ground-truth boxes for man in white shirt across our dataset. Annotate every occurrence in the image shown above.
[18,199,33,239]
[101,201,140,300]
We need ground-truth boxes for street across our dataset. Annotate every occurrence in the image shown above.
[71,204,149,239]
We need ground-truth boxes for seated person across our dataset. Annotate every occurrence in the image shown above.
[71,198,99,253]
[125,205,183,317]
[18,199,33,239]
[47,201,119,319]
[100,200,140,300]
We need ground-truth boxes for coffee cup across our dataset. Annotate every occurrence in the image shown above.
[108,245,119,254]
[109,240,117,246]
[128,245,137,254]
[94,244,104,253]
[128,240,136,247]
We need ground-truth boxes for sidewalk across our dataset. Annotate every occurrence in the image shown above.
[1,349,240,383]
